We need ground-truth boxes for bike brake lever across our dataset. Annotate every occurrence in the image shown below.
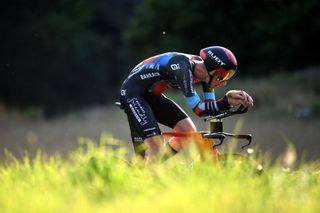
[236,134,252,149]
[219,133,252,149]
[213,138,225,149]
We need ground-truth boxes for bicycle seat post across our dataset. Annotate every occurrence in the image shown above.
[209,118,223,133]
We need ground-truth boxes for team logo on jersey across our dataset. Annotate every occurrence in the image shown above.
[121,90,126,96]
[145,64,160,70]
[127,98,148,126]
[170,63,180,70]
[140,72,160,80]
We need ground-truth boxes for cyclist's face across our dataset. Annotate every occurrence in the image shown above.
[194,63,228,89]
[207,68,232,89]
[209,78,227,89]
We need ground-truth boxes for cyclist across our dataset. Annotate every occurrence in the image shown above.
[119,46,254,163]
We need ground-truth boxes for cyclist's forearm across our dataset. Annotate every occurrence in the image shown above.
[201,81,218,102]
[186,94,230,117]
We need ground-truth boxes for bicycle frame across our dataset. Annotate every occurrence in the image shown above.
[161,131,219,161]
[203,105,252,149]
[161,105,253,156]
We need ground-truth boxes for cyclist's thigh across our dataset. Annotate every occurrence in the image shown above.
[120,93,161,140]
[148,94,189,129]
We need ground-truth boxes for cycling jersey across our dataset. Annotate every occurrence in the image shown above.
[122,52,199,96]
[119,52,230,140]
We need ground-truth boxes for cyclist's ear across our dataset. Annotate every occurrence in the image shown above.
[194,63,209,82]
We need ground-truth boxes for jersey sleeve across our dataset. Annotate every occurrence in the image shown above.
[187,90,230,117]
[189,78,231,117]
[197,81,231,116]
[168,55,195,97]
[168,56,230,117]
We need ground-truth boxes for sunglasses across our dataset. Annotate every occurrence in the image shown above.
[209,68,236,81]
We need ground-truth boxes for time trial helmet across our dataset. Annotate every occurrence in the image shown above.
[200,46,237,81]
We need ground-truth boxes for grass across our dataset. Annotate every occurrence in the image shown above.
[1,69,320,212]
[1,135,320,213]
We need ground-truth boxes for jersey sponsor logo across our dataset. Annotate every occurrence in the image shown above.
[127,98,148,126]
[188,70,195,94]
[128,62,144,79]
[140,72,160,80]
[144,127,156,132]
[121,89,126,96]
[128,63,160,80]
[145,64,160,70]
[144,127,158,137]
[132,65,143,73]
[133,136,143,143]
[146,132,157,137]
[170,63,180,70]
[182,75,188,92]
[208,50,226,66]
[182,70,195,96]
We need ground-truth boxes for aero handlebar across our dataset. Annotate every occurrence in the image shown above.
[204,105,248,122]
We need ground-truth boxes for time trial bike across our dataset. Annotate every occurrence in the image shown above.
[115,102,263,171]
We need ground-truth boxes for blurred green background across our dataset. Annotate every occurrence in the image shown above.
[0,0,319,160]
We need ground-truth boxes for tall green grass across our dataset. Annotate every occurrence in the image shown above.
[0,135,320,213]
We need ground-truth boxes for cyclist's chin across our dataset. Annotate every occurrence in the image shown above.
[209,79,226,89]
[212,84,223,89]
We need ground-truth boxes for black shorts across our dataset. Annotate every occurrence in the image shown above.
[119,92,188,140]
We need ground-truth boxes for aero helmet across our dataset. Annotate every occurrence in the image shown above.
[200,46,237,81]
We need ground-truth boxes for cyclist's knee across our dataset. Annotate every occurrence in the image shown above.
[144,135,164,155]
[174,117,197,132]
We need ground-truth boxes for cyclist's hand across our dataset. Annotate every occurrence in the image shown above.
[226,90,254,108]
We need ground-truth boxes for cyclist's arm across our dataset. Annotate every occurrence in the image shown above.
[169,57,229,117]
[200,82,231,114]
[185,90,230,117]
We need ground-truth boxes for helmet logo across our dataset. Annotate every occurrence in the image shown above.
[208,50,226,66]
